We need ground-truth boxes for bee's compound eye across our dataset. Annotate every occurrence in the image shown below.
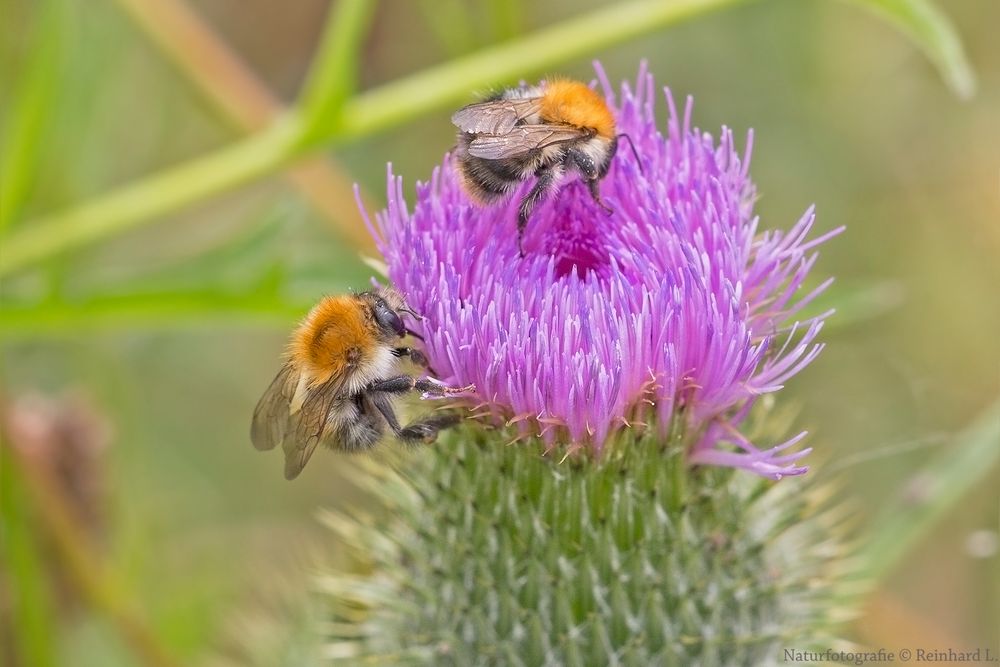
[375,302,406,337]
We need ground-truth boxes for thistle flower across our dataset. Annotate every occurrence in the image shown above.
[363,63,841,479]
[325,65,857,664]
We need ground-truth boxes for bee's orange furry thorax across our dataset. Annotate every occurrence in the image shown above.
[540,79,615,139]
[290,296,375,383]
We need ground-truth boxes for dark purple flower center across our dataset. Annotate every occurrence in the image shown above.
[530,183,612,280]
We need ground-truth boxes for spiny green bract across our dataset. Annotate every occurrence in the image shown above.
[319,427,856,666]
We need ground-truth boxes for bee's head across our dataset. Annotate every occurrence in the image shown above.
[360,287,421,339]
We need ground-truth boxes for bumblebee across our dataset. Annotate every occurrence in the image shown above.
[452,78,634,254]
[251,288,472,479]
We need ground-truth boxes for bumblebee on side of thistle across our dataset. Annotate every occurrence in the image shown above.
[452,77,638,254]
[251,287,472,480]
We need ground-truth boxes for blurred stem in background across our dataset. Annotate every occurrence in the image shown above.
[0,421,182,667]
[859,398,1000,584]
[1,445,59,667]
[838,0,976,99]
[111,0,379,253]
[0,0,975,277]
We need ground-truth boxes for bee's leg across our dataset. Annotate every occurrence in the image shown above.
[392,346,428,366]
[368,375,471,397]
[567,147,599,180]
[568,148,613,216]
[391,347,435,374]
[517,166,559,257]
[587,179,614,216]
[370,392,403,432]
[370,393,461,446]
[398,413,462,446]
[342,395,386,453]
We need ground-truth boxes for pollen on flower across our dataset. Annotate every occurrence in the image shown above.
[360,62,842,479]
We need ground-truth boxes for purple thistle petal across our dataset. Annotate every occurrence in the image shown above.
[364,63,841,479]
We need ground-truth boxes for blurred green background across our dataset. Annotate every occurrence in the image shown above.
[1,0,997,665]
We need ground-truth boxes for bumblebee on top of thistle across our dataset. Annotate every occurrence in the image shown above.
[452,77,639,255]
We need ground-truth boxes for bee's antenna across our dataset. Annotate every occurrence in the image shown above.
[398,306,423,321]
[617,133,644,175]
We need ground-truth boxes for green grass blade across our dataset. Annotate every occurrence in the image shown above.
[860,398,1000,583]
[0,449,58,667]
[0,287,307,336]
[0,116,302,278]
[838,0,976,98]
[296,0,378,140]
[0,0,67,231]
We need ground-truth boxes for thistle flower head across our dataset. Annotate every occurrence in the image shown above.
[362,63,841,479]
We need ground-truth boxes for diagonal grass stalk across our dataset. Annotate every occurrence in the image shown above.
[110,0,379,252]
[0,0,973,277]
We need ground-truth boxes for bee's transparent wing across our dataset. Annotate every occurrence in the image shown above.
[250,363,296,451]
[467,125,588,160]
[282,379,342,480]
[451,97,543,135]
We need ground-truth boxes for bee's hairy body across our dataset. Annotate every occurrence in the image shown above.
[284,295,398,454]
[251,288,471,479]
[452,79,621,253]
[291,295,398,394]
